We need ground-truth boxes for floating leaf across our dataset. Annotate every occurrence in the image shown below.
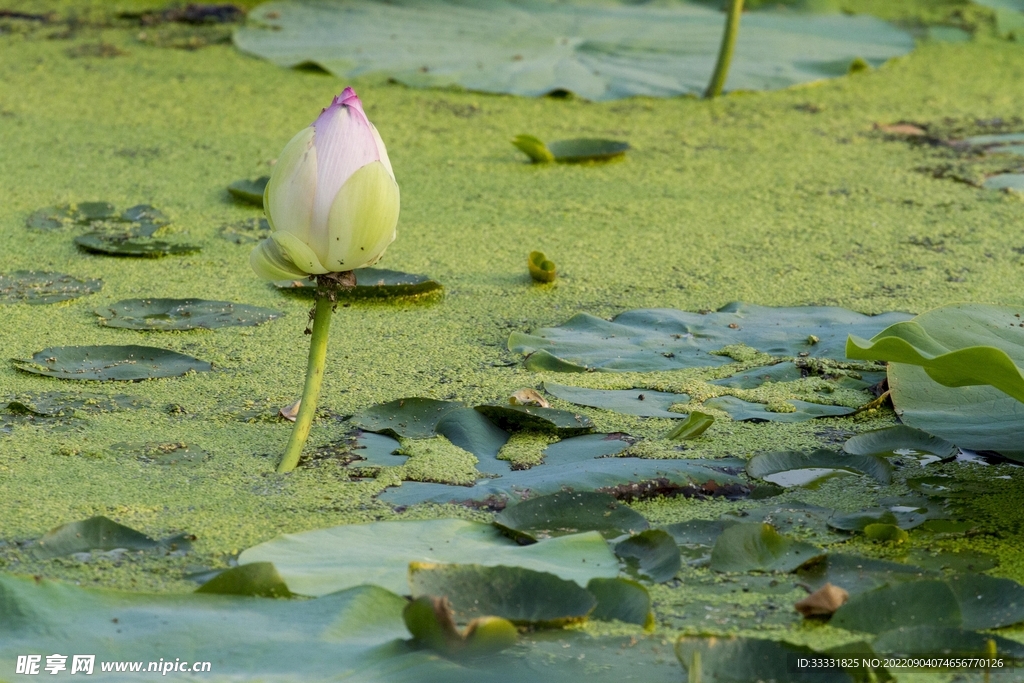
[543,382,688,418]
[238,519,618,596]
[827,501,945,532]
[847,304,1024,459]
[514,136,629,163]
[12,345,212,381]
[111,441,210,466]
[614,529,681,583]
[25,202,115,230]
[474,403,593,436]
[831,580,962,633]
[494,491,648,542]
[586,577,653,627]
[982,173,1024,191]
[0,271,102,304]
[351,398,465,438]
[796,554,935,596]
[721,502,844,546]
[528,250,556,282]
[706,396,854,423]
[409,562,596,626]
[235,1,913,101]
[710,361,804,389]
[843,425,957,461]
[949,574,1024,630]
[274,267,443,299]
[228,176,270,205]
[709,523,824,573]
[511,303,911,372]
[541,433,633,463]
[872,625,1024,659]
[746,449,892,487]
[906,549,997,574]
[30,516,190,559]
[512,135,554,163]
[661,519,730,564]
[195,562,292,598]
[94,298,282,330]
[74,232,200,257]
[676,636,856,683]
[664,411,714,440]
[219,216,271,244]
[435,408,510,466]
[2,391,147,418]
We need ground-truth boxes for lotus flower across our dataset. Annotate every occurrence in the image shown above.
[251,87,399,280]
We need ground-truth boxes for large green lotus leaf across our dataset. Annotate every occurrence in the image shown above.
[705,396,854,423]
[12,345,212,381]
[435,408,510,466]
[721,502,845,545]
[234,1,913,102]
[74,233,200,257]
[709,522,824,573]
[0,270,102,304]
[540,433,633,463]
[831,580,962,634]
[511,303,910,372]
[842,425,957,460]
[948,574,1024,630]
[746,449,892,486]
[796,554,936,596]
[274,267,443,299]
[3,391,147,417]
[872,626,1024,659]
[95,298,281,330]
[614,529,681,583]
[675,636,854,683]
[542,382,689,418]
[351,398,466,438]
[586,577,653,627]
[493,491,649,542]
[378,456,745,507]
[238,519,618,596]
[0,573,412,679]
[661,518,731,561]
[409,563,596,626]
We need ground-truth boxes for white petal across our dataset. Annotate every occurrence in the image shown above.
[265,127,317,245]
[370,123,396,182]
[325,161,400,271]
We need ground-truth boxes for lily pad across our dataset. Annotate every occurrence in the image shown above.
[541,433,634,463]
[12,345,212,381]
[827,504,944,532]
[227,176,269,205]
[409,562,596,626]
[351,398,465,438]
[30,516,191,560]
[493,491,649,542]
[614,529,681,583]
[710,361,804,389]
[709,522,824,573]
[511,302,911,372]
[746,449,892,486]
[543,382,688,418]
[235,0,913,101]
[705,396,854,423]
[906,549,997,574]
[238,519,618,596]
[27,203,169,235]
[872,625,1024,659]
[94,298,282,330]
[2,391,147,417]
[661,518,730,552]
[514,136,629,163]
[982,173,1024,191]
[274,267,443,298]
[0,270,102,304]
[843,425,957,460]
[831,580,963,634]
[949,574,1024,630]
[676,636,855,683]
[797,554,936,596]
[847,304,1024,459]
[664,411,715,440]
[218,216,271,244]
[528,250,556,282]
[435,408,510,466]
[586,577,653,627]
[721,502,844,545]
[474,403,594,436]
[75,232,200,257]
[195,562,292,598]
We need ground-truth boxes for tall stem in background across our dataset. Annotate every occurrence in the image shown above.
[704,0,744,98]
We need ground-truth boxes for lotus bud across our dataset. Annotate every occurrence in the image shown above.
[250,87,400,280]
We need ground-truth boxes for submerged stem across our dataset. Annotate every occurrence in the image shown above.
[277,272,354,473]
[704,0,744,99]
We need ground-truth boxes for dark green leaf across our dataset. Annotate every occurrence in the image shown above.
[710,361,804,389]
[746,449,892,486]
[906,549,997,574]
[30,516,188,559]
[614,529,681,583]
[238,519,618,596]
[541,433,633,463]
[511,302,911,372]
[664,411,714,439]
[473,403,593,436]
[235,1,913,101]
[74,232,201,257]
[828,502,945,532]
[0,271,102,304]
[543,382,688,418]
[843,425,957,460]
[872,625,1024,659]
[796,554,935,596]
[3,391,147,417]
[95,298,281,330]
[227,176,269,205]
[721,502,844,545]
[219,216,271,244]
[706,396,855,423]
[274,267,443,299]
[709,523,824,573]
[409,562,596,626]
[831,580,962,633]
[528,250,556,282]
[350,398,465,438]
[495,491,648,542]
[195,562,292,597]
[434,408,510,466]
[25,204,80,230]
[948,574,1024,630]
[547,138,630,163]
[119,204,170,236]
[12,345,212,381]
[676,636,854,683]
[661,519,729,548]
[586,577,653,627]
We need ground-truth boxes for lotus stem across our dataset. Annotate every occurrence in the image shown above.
[704,0,744,99]
[277,273,354,473]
